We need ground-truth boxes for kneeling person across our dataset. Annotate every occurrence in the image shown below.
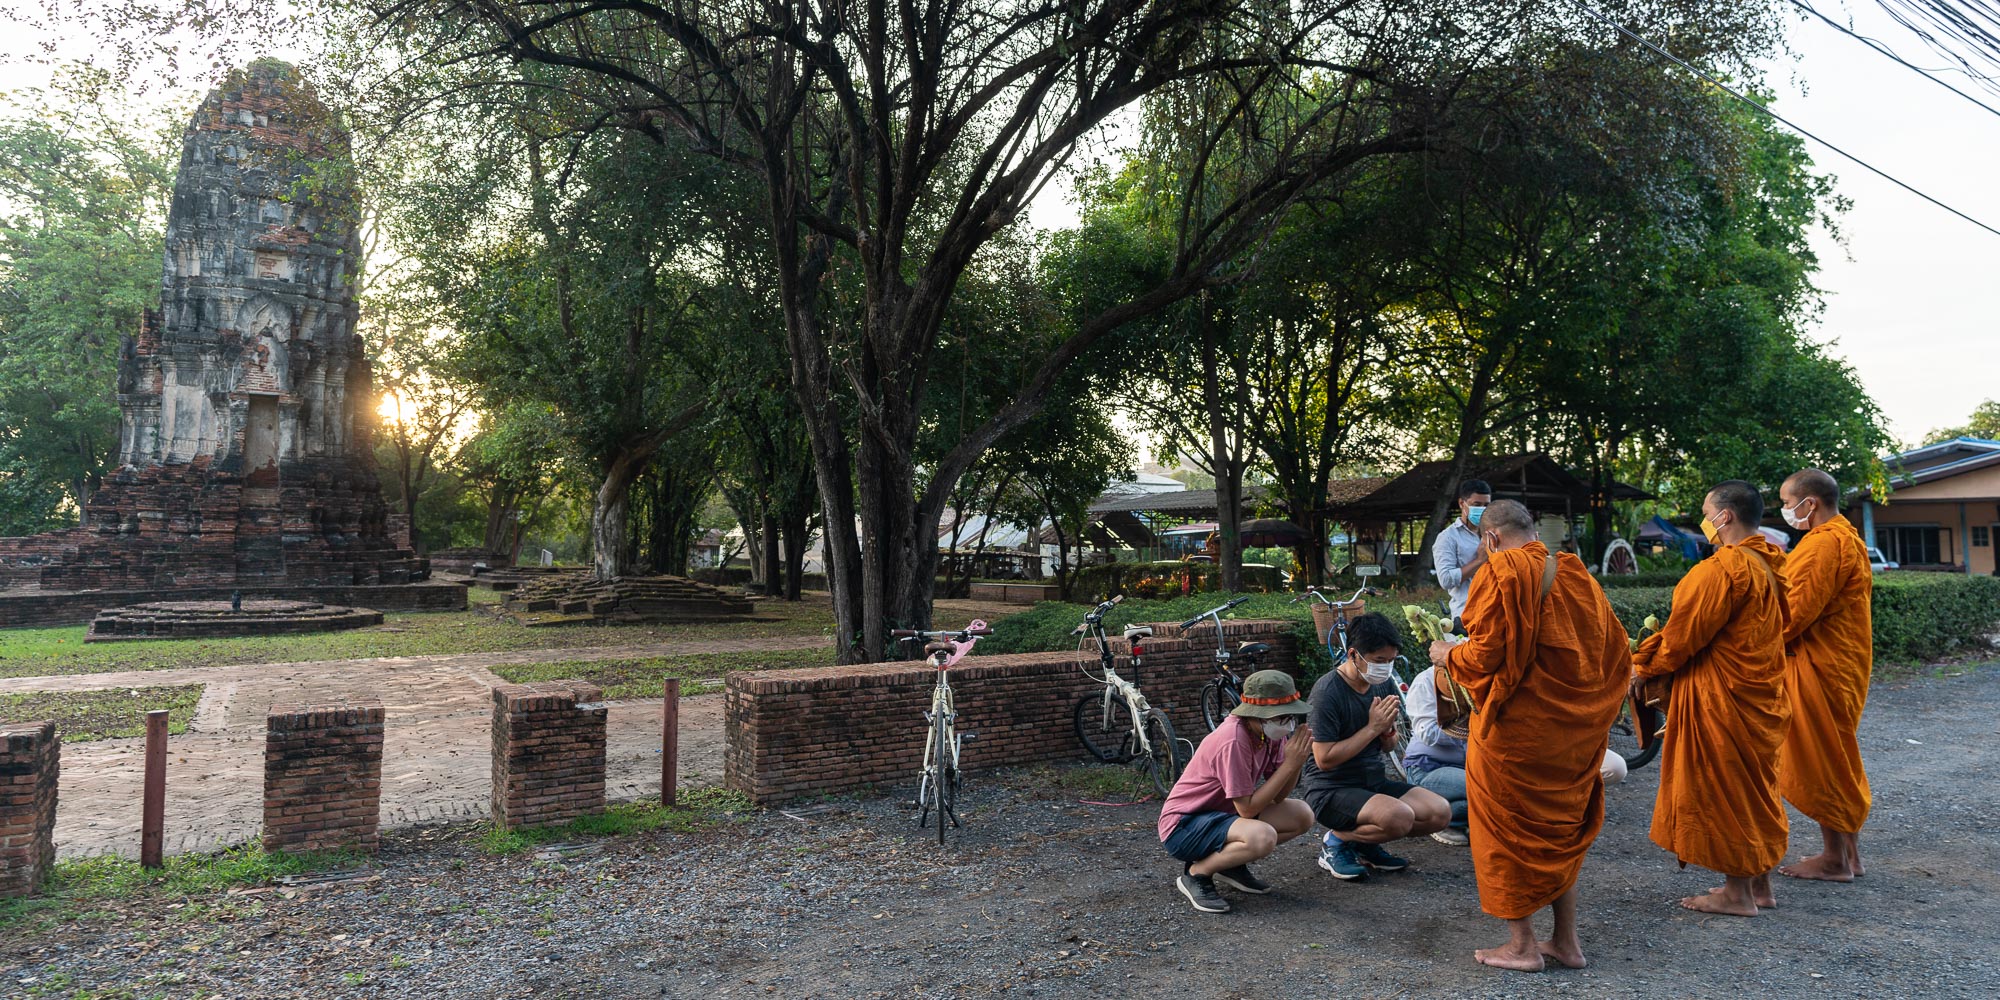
[1157,669,1316,913]
[1302,612,1451,879]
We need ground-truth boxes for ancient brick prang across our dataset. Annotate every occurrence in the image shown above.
[0,60,431,593]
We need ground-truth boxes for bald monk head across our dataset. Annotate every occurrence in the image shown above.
[1703,480,1764,546]
[1780,469,1839,531]
[1478,499,1537,549]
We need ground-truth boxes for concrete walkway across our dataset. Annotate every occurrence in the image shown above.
[10,637,823,859]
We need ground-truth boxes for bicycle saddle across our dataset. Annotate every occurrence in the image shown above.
[924,641,953,656]
[1123,625,1154,641]
[1236,641,1270,657]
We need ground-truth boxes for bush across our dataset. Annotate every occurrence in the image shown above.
[1595,573,2000,668]
[981,586,1450,685]
[1870,573,2000,665]
[1065,561,1285,601]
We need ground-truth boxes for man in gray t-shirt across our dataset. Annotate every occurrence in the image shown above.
[1432,478,1493,621]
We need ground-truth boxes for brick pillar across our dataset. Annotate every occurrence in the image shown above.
[263,702,385,854]
[0,721,59,899]
[490,681,607,829]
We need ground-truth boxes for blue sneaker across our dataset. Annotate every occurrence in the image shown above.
[1317,840,1366,880]
[1353,841,1410,872]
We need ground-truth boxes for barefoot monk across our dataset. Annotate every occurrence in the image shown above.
[1633,480,1791,917]
[1774,468,1874,883]
[1429,500,1631,971]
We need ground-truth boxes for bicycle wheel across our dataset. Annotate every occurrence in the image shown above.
[1141,709,1181,796]
[1615,695,1664,771]
[1074,691,1138,762]
[931,707,955,844]
[1200,679,1239,732]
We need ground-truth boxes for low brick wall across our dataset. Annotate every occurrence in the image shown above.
[0,580,466,629]
[0,721,59,899]
[263,702,385,854]
[724,619,1299,804]
[490,681,608,829]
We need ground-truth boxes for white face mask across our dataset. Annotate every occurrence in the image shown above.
[1359,658,1396,684]
[1262,718,1297,742]
[1781,499,1811,529]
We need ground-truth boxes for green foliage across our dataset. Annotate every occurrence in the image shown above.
[0,74,176,532]
[1870,574,2000,666]
[1597,571,1690,590]
[488,648,833,701]
[0,683,202,742]
[477,788,750,855]
[0,844,359,929]
[1604,587,1677,638]
[1924,399,2000,445]
[1065,562,1287,602]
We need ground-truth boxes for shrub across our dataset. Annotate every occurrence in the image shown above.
[1597,571,1688,590]
[1870,573,2000,665]
[1064,562,1285,601]
[981,585,1450,685]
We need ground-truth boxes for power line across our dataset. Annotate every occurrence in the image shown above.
[1567,0,2000,240]
[1793,0,2000,121]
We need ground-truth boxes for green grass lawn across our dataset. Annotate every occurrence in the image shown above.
[0,683,203,741]
[490,648,836,700]
[0,597,837,680]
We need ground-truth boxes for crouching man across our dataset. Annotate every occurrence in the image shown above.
[1158,669,1316,913]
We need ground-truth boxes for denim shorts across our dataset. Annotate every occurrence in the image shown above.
[1162,810,1238,864]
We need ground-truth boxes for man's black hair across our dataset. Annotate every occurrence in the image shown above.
[1708,479,1764,525]
[1457,479,1493,501]
[1346,611,1402,657]
[1787,468,1839,507]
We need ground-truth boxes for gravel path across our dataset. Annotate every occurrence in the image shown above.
[4,661,1995,999]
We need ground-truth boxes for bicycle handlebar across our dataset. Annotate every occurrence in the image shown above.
[1082,594,1124,625]
[1298,585,1381,608]
[1178,595,1250,630]
[892,626,994,639]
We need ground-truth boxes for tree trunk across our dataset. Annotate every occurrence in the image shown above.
[1418,353,1499,574]
[761,511,781,595]
[781,506,808,601]
[1200,315,1245,594]
[590,448,650,581]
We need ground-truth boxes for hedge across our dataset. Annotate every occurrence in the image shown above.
[982,585,1451,685]
[1066,562,1287,601]
[984,573,2000,683]
[1597,571,1688,590]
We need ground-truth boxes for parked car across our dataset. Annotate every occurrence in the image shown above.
[1868,546,1899,572]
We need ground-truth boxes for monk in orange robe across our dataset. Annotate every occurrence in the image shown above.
[1774,468,1873,882]
[1429,500,1630,972]
[1633,480,1791,916]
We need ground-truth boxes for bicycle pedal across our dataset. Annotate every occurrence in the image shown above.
[959,732,978,742]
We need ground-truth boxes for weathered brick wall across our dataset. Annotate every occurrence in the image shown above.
[724,619,1300,805]
[0,721,59,899]
[0,580,465,629]
[490,681,607,829]
[263,702,384,854]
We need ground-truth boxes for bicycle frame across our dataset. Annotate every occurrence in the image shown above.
[1077,598,1160,756]
[895,620,989,835]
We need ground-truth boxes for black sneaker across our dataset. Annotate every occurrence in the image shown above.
[1176,873,1230,913]
[1212,864,1272,894]
[1353,841,1410,871]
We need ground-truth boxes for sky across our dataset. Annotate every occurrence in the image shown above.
[1,5,1993,448]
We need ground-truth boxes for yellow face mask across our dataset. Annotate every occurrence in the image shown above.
[1700,517,1722,545]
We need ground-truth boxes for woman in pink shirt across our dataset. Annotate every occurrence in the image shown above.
[1158,670,1316,913]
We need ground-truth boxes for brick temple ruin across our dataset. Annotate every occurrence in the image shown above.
[0,60,462,627]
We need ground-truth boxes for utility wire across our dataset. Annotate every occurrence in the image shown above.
[1794,0,2000,120]
[1567,0,2000,240]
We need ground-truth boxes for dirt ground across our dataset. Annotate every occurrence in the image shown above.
[4,660,1996,1000]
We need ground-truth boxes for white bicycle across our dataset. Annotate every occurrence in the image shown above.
[894,619,989,844]
[1070,597,1184,795]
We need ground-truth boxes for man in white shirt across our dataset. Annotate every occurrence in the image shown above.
[1432,479,1492,622]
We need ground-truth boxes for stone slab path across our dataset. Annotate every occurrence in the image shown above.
[6,636,826,859]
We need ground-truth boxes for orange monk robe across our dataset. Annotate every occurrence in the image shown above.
[1777,516,1874,833]
[1451,542,1632,920]
[1634,535,1791,878]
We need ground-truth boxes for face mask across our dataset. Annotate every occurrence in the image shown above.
[1466,505,1486,526]
[1781,500,1810,530]
[1360,659,1396,684]
[1262,719,1297,742]
[1700,517,1721,545]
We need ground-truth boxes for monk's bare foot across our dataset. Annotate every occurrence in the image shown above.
[1850,852,1865,878]
[1538,939,1587,969]
[1711,882,1777,907]
[1475,943,1546,972]
[1681,889,1759,917]
[1778,854,1855,883]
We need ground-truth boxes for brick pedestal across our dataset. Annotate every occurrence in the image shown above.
[263,702,385,853]
[0,721,59,898]
[491,681,607,829]
[724,619,1301,804]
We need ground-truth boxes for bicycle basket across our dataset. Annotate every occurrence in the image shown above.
[1310,598,1364,646]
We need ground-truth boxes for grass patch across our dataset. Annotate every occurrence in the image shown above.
[489,648,835,700]
[0,597,838,680]
[478,787,752,855]
[0,684,203,742]
[0,844,362,931]
[1012,761,1158,802]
